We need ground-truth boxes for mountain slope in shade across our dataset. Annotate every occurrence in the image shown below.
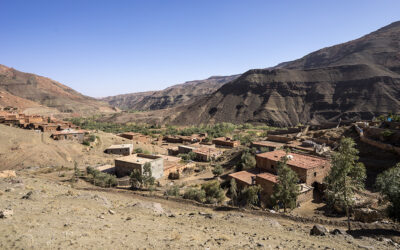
[102,75,240,110]
[0,65,115,114]
[170,21,400,126]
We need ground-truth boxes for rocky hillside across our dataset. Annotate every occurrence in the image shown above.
[102,75,240,110]
[0,65,115,115]
[171,21,400,126]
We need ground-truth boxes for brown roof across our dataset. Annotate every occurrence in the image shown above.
[228,170,257,185]
[251,140,285,148]
[256,150,330,170]
[256,172,278,183]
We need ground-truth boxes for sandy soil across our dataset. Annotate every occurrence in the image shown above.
[1,172,397,250]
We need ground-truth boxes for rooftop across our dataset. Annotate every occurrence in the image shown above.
[116,154,161,164]
[106,144,133,149]
[256,150,330,170]
[228,168,261,185]
[251,140,285,148]
[52,128,85,135]
[256,172,278,183]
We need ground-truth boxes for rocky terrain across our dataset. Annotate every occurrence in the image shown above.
[1,173,398,249]
[0,65,115,115]
[102,75,240,111]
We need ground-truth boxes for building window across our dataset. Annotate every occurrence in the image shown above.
[314,172,317,177]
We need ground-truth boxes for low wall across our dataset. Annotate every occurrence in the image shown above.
[267,135,293,143]
[360,135,400,156]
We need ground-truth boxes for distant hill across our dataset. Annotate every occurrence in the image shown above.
[101,75,240,110]
[169,21,400,126]
[0,65,115,115]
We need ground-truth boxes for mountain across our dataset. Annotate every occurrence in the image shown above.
[169,21,400,126]
[101,75,240,110]
[0,65,115,115]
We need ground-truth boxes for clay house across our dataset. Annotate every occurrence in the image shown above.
[251,140,285,152]
[212,137,240,148]
[228,169,314,207]
[119,132,151,143]
[104,144,133,156]
[95,165,115,174]
[164,135,184,143]
[193,147,223,162]
[114,153,164,179]
[39,123,59,132]
[256,150,331,186]
[158,155,194,176]
[167,146,179,156]
[266,135,294,143]
[178,145,196,154]
[51,129,85,143]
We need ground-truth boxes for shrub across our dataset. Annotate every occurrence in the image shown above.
[86,166,117,188]
[168,171,180,180]
[165,185,180,197]
[134,148,143,153]
[183,188,206,202]
[212,164,224,177]
[238,185,262,207]
[202,180,225,204]
[236,150,256,171]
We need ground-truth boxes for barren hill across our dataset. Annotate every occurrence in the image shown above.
[102,75,240,110]
[170,21,400,126]
[0,65,115,115]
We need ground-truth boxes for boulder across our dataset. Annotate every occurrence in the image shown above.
[354,208,382,223]
[0,209,13,219]
[0,170,16,178]
[331,228,347,235]
[310,225,328,236]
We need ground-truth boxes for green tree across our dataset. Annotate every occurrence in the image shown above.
[229,178,238,206]
[238,185,262,207]
[376,163,400,221]
[183,188,206,202]
[271,155,300,212]
[130,169,143,189]
[212,164,224,177]
[324,137,366,231]
[236,150,256,171]
[202,180,225,204]
[142,162,155,189]
[165,185,180,197]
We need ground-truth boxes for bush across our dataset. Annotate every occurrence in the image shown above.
[202,180,225,204]
[134,148,143,153]
[236,150,256,171]
[212,164,224,177]
[168,171,180,180]
[86,166,117,188]
[183,188,206,202]
[82,140,90,146]
[165,185,180,197]
[238,185,262,207]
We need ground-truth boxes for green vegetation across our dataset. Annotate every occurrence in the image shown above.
[271,155,300,212]
[238,185,262,207]
[178,151,197,162]
[129,162,155,190]
[212,164,224,177]
[236,150,256,171]
[381,129,394,137]
[377,113,400,122]
[86,166,118,188]
[229,178,238,206]
[376,163,400,221]
[183,187,206,202]
[202,180,225,204]
[165,185,180,197]
[324,137,366,230]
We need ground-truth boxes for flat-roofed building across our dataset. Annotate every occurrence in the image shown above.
[114,153,164,179]
[193,146,223,162]
[256,150,331,185]
[51,129,85,143]
[212,137,240,148]
[104,144,133,156]
[251,140,285,151]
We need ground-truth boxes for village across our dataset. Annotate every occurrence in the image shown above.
[2,108,400,221]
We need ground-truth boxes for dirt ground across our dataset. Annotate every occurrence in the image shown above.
[1,171,398,250]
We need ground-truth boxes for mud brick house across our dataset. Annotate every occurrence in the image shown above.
[158,155,194,176]
[104,144,133,156]
[51,129,85,143]
[193,147,223,161]
[39,124,59,132]
[114,153,164,179]
[228,169,314,207]
[256,150,331,186]
[251,141,285,152]
[212,137,240,148]
[119,132,151,143]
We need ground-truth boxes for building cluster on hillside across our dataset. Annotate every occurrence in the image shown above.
[229,149,331,207]
[0,109,86,143]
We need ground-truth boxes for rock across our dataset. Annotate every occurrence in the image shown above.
[98,215,105,219]
[0,170,16,178]
[5,188,14,192]
[354,208,382,223]
[199,212,213,219]
[21,191,33,199]
[257,242,264,247]
[108,209,115,215]
[310,225,328,236]
[168,213,176,218]
[358,245,374,250]
[126,216,132,221]
[331,229,347,235]
[0,209,13,218]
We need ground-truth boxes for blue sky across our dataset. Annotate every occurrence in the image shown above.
[1,0,399,97]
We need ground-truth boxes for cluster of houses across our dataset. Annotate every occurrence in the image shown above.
[0,110,86,143]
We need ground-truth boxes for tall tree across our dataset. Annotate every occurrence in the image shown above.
[229,178,238,206]
[376,163,400,221]
[237,150,256,171]
[324,137,366,231]
[271,154,300,212]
